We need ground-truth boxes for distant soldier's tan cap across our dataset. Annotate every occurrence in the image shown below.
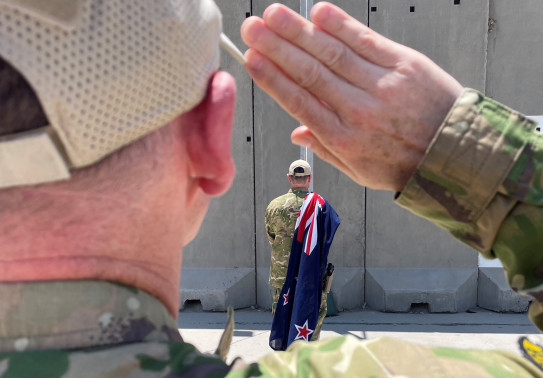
[289,160,311,176]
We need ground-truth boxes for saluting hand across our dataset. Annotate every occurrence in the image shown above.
[241,2,463,192]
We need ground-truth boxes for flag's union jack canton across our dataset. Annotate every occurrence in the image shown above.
[269,193,340,350]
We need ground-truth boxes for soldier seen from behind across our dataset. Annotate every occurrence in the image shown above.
[266,160,340,346]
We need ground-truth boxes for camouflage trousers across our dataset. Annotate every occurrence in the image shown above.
[272,288,327,341]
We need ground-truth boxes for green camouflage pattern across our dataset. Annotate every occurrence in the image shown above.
[396,88,543,330]
[0,280,182,352]
[243,336,543,378]
[0,281,539,377]
[265,188,308,289]
[0,281,233,377]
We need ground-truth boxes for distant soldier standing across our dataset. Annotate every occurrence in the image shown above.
[265,160,329,341]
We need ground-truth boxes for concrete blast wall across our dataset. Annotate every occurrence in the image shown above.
[180,0,539,313]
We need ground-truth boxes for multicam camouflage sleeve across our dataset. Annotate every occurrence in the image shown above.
[265,191,306,289]
[265,201,291,289]
[396,88,543,330]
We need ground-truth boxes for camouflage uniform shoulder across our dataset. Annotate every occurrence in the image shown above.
[266,189,308,288]
[0,340,233,377]
[396,88,536,253]
[265,189,307,231]
[266,190,305,212]
[0,281,238,377]
[396,88,543,331]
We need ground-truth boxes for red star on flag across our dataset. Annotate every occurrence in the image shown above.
[283,288,290,305]
[294,319,314,342]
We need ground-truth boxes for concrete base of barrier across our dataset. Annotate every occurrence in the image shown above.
[329,267,364,311]
[179,268,255,311]
[478,267,530,312]
[366,268,477,312]
[256,267,273,310]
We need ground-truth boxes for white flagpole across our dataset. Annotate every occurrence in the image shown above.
[300,0,314,192]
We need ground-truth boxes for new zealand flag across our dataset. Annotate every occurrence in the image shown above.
[269,192,340,350]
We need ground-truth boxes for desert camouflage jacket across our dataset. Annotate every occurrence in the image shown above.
[265,188,308,288]
[396,88,543,330]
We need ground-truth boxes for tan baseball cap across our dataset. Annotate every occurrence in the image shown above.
[0,0,245,188]
[289,159,311,176]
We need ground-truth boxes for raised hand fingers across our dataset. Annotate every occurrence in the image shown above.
[310,2,405,68]
[262,4,384,90]
[241,15,367,113]
[244,48,341,142]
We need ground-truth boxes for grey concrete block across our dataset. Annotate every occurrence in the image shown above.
[330,267,365,310]
[182,0,255,270]
[313,165,366,268]
[486,0,543,114]
[366,190,478,269]
[180,268,255,311]
[369,0,488,90]
[366,268,477,313]
[256,267,273,310]
[478,267,530,313]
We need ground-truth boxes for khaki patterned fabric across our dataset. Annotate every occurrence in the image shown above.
[396,88,543,330]
[266,188,308,289]
[0,281,539,377]
[0,281,232,377]
[241,336,542,378]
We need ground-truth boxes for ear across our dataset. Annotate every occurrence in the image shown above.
[179,72,236,196]
[287,174,292,184]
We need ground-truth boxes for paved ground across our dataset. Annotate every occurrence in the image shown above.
[177,307,542,365]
